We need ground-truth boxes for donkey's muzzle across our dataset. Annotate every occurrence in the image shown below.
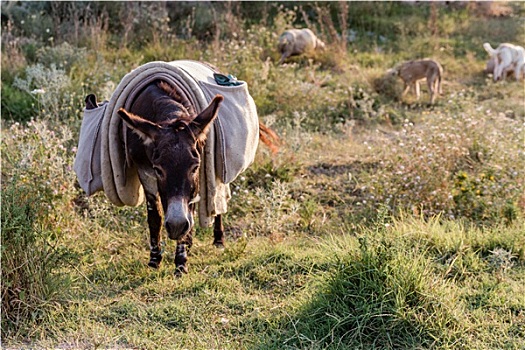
[164,198,193,240]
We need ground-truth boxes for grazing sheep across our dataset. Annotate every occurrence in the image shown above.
[278,28,326,65]
[389,59,443,104]
[484,56,496,74]
[483,42,525,81]
[484,56,515,79]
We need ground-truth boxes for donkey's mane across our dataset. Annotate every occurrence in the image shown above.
[150,81,202,142]
[157,81,196,116]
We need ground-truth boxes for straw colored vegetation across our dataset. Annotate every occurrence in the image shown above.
[1,2,524,349]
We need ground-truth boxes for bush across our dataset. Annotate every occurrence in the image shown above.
[36,42,87,73]
[1,177,61,338]
[356,93,524,224]
[1,119,76,338]
[0,82,36,122]
[13,63,73,122]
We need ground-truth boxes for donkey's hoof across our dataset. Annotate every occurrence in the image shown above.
[148,260,160,269]
[174,265,188,277]
[213,241,225,249]
[148,256,162,269]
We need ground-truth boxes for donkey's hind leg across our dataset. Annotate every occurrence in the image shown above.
[213,215,225,248]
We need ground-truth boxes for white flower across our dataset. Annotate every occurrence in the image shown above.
[31,88,46,95]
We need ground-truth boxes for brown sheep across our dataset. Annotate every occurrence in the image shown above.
[278,28,326,65]
[388,59,443,104]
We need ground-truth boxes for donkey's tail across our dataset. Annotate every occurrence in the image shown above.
[259,122,281,154]
[483,43,496,56]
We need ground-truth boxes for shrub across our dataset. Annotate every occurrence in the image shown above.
[372,71,402,101]
[1,119,76,337]
[356,92,524,224]
[1,177,62,338]
[36,42,87,73]
[13,63,79,124]
[0,82,35,122]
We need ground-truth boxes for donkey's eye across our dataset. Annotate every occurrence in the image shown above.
[191,148,199,159]
[190,165,199,175]
[153,166,164,177]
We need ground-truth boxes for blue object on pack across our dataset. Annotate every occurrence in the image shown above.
[214,73,243,86]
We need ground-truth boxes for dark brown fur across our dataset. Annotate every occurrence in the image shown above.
[117,81,222,276]
[87,80,280,276]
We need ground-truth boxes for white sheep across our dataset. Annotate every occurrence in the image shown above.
[278,28,326,65]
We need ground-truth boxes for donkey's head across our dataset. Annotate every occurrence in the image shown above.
[118,95,223,240]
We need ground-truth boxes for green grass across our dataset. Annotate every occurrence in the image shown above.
[4,217,523,349]
[1,2,524,349]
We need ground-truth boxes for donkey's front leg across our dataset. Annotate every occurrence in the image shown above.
[175,233,193,277]
[146,193,163,269]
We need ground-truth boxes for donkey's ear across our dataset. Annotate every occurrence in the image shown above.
[117,108,160,145]
[191,94,223,141]
[85,94,98,110]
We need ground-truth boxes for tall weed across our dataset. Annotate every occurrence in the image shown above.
[357,92,524,224]
[1,120,76,337]
[0,178,63,338]
[12,63,80,124]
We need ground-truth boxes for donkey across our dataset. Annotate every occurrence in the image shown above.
[102,80,225,276]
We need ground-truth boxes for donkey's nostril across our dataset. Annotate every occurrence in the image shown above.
[183,222,191,236]
[165,218,191,240]
[165,221,175,236]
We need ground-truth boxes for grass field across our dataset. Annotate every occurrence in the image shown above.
[2,2,524,349]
